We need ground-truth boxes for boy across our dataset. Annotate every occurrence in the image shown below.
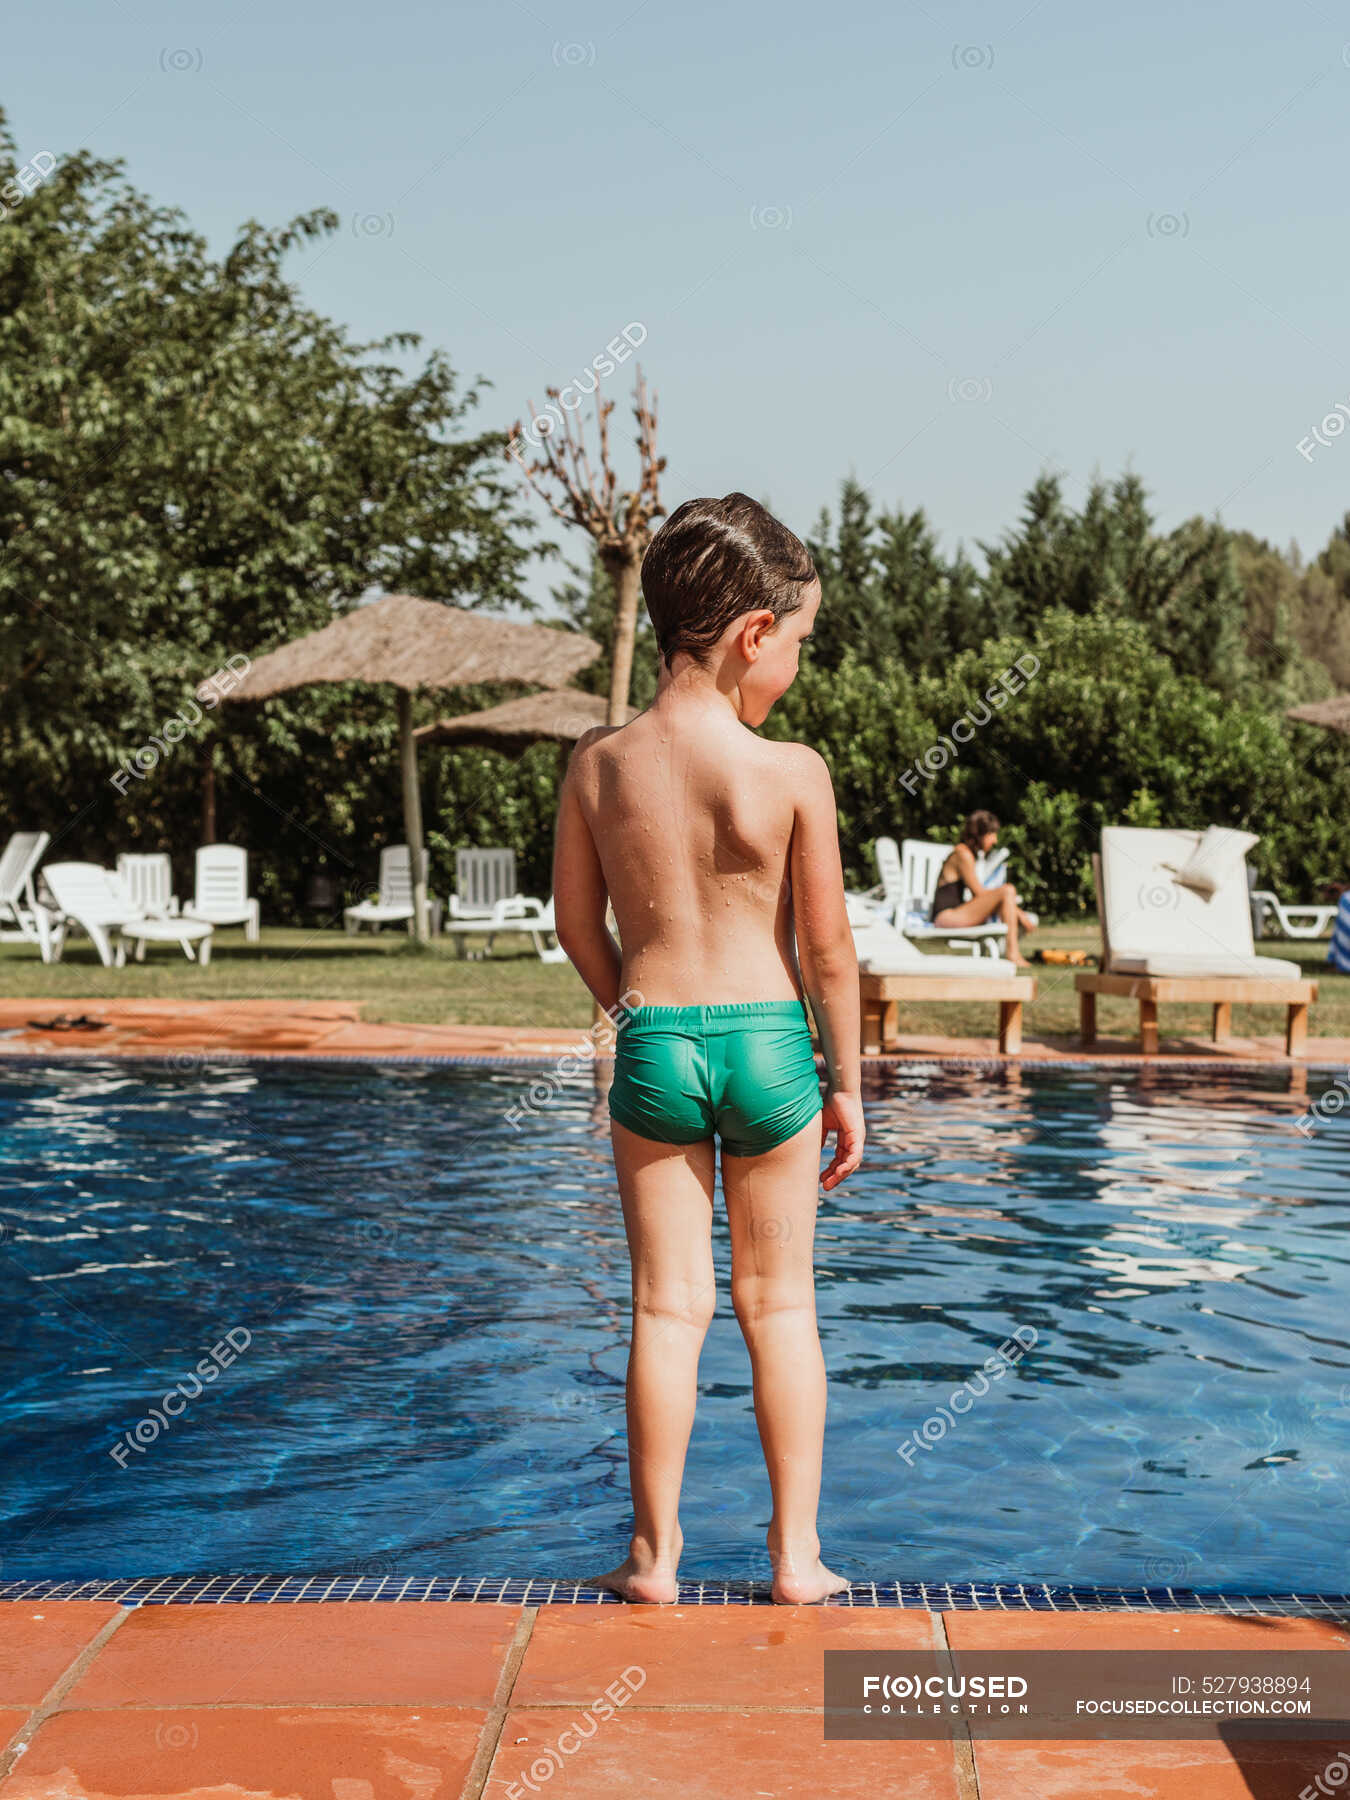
[553,492,863,1603]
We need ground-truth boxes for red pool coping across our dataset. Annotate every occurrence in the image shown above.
[2,1601,1347,1799]
[1,999,1346,1066]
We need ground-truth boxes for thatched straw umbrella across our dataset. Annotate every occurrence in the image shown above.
[414,688,636,758]
[228,594,599,940]
[1287,694,1350,735]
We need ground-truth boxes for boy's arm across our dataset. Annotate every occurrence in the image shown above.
[789,748,863,1185]
[552,743,623,1015]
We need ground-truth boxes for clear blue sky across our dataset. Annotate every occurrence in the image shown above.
[10,0,1350,607]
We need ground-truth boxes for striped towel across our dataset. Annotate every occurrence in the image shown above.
[1330,894,1350,975]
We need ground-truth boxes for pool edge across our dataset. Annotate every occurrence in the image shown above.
[3,1576,1347,1615]
[1,1049,1347,1073]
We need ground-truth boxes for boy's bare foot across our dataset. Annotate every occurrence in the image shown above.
[1011,954,1033,968]
[589,1533,682,1604]
[768,1534,851,1604]
[771,1558,851,1604]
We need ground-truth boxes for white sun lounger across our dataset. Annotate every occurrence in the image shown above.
[449,848,518,921]
[344,845,443,936]
[116,853,179,917]
[0,831,54,960]
[1077,826,1316,1054]
[43,863,214,966]
[183,845,261,940]
[1248,885,1337,940]
[874,836,1009,956]
[850,901,1033,1053]
[850,900,1018,977]
[442,848,564,958]
[442,893,567,962]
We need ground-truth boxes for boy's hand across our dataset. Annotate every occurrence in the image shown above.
[820,1091,865,1190]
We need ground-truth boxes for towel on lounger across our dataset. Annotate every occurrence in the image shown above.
[1330,894,1350,975]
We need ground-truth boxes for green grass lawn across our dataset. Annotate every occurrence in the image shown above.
[0,920,1345,1041]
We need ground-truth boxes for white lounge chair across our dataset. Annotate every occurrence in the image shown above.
[443,893,567,962]
[1077,826,1316,1055]
[43,863,213,966]
[874,836,1009,956]
[344,845,443,936]
[0,831,53,960]
[116,853,179,918]
[849,897,1017,976]
[1248,884,1337,940]
[448,848,519,922]
[849,900,1033,1053]
[183,845,261,941]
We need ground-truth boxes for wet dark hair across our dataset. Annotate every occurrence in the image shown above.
[640,492,817,664]
[961,810,1000,850]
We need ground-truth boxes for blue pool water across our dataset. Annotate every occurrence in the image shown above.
[1,1059,1346,1590]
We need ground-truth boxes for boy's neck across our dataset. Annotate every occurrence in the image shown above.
[655,657,745,720]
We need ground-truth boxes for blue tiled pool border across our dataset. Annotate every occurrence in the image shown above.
[0,1050,1346,1073]
[2,1576,1348,1615]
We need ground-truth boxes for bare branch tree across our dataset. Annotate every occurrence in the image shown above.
[509,371,666,726]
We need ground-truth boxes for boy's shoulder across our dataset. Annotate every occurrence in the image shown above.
[567,722,632,773]
[570,716,830,790]
[572,723,623,755]
[756,734,832,786]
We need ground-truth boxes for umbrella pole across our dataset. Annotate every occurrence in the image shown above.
[397,690,429,944]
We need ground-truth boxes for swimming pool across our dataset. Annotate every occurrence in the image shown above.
[1,1059,1345,1593]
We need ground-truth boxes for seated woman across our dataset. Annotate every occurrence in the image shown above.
[931,811,1038,967]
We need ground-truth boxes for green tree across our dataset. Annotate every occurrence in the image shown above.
[0,111,538,898]
[808,477,985,672]
[978,472,1258,695]
[1292,516,1350,690]
[768,611,1350,915]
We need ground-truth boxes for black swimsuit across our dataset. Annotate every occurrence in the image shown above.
[932,876,966,915]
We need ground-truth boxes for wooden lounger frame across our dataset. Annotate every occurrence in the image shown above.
[859,971,1036,1056]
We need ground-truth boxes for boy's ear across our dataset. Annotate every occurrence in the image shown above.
[738,608,778,661]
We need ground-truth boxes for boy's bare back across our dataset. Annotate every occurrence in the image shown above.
[568,701,818,1007]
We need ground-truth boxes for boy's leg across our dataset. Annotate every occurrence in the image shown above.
[599,1118,717,1603]
[722,1115,848,1604]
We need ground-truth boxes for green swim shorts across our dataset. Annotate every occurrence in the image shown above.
[609,1000,823,1157]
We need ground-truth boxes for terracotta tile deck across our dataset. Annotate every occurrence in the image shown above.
[4,1601,1348,1799]
[1,998,1346,1065]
